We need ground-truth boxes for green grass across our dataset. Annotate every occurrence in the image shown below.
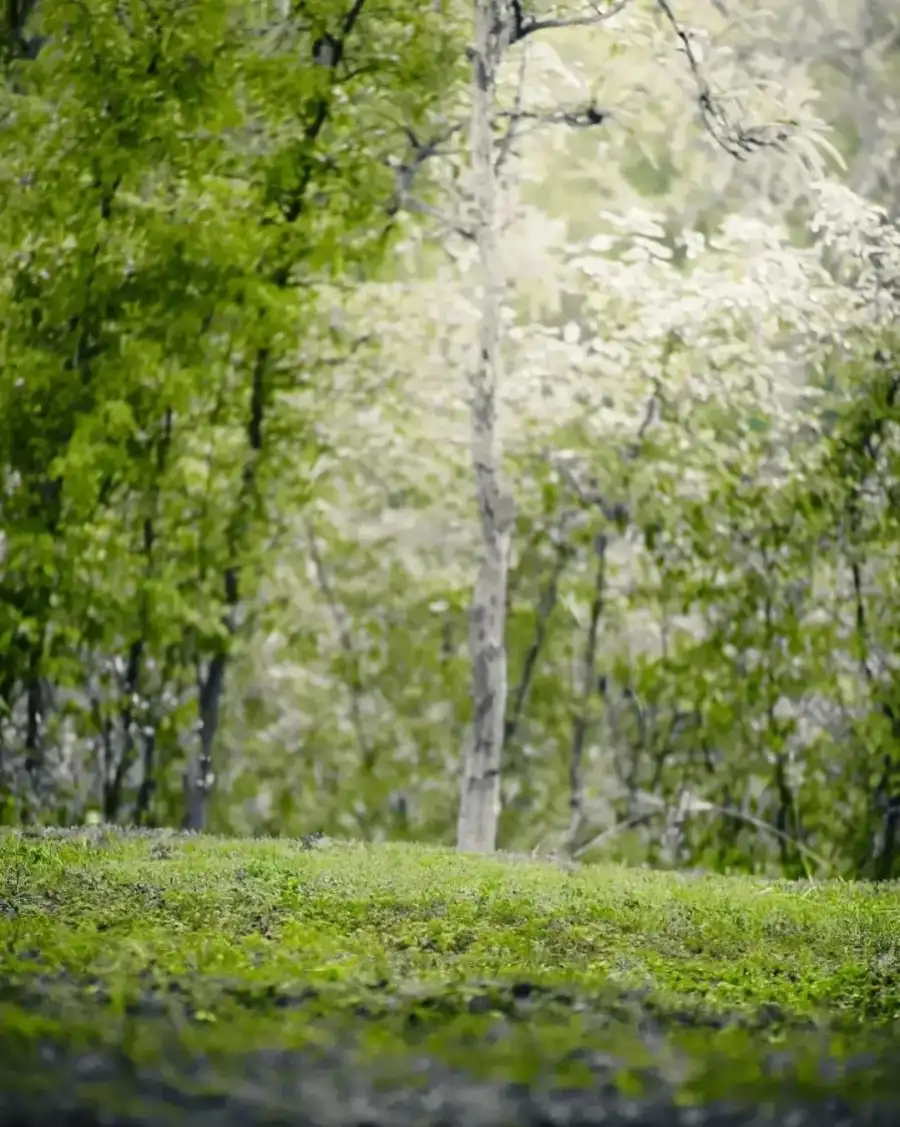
[2,826,900,1108]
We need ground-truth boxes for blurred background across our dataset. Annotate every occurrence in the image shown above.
[2,0,900,881]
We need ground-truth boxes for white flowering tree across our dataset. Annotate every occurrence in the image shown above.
[406,0,860,855]
[213,3,900,874]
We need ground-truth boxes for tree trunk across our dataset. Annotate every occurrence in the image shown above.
[457,0,514,854]
[182,347,265,832]
[184,648,227,832]
[563,534,607,856]
[103,637,144,823]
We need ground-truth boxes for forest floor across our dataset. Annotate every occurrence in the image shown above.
[1,826,899,1126]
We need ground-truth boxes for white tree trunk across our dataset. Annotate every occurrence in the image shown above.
[457,0,514,854]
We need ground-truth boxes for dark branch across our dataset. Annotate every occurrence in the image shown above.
[509,0,635,43]
[654,0,793,160]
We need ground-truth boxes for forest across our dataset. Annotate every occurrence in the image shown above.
[3,0,900,882]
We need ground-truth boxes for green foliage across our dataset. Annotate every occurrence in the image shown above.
[4,0,900,890]
[0,0,469,825]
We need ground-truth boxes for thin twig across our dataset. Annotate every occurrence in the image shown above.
[654,0,792,160]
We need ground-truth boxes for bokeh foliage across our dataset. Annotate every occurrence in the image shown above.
[3,0,900,880]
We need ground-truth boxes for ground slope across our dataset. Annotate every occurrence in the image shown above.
[1,827,899,1126]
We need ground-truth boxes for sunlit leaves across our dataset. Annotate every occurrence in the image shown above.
[0,0,470,825]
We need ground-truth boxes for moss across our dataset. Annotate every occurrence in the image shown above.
[2,826,900,1111]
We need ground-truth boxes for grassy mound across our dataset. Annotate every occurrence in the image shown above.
[1,827,899,1122]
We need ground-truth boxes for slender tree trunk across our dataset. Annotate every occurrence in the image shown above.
[102,637,144,823]
[563,534,607,856]
[133,726,157,826]
[457,0,515,854]
[184,647,227,832]
[183,349,265,832]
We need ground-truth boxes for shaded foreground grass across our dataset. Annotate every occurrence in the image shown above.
[1,826,900,1125]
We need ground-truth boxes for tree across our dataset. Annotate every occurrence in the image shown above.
[249,3,893,872]
[449,0,819,853]
[456,1,516,853]
[3,0,899,882]
[0,0,468,828]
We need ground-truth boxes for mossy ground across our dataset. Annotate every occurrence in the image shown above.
[2,827,900,1121]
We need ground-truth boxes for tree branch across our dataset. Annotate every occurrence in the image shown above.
[654,0,792,160]
[510,0,635,42]
[303,518,375,775]
[504,528,573,749]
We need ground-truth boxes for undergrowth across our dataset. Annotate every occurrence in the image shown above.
[1,827,899,1107]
